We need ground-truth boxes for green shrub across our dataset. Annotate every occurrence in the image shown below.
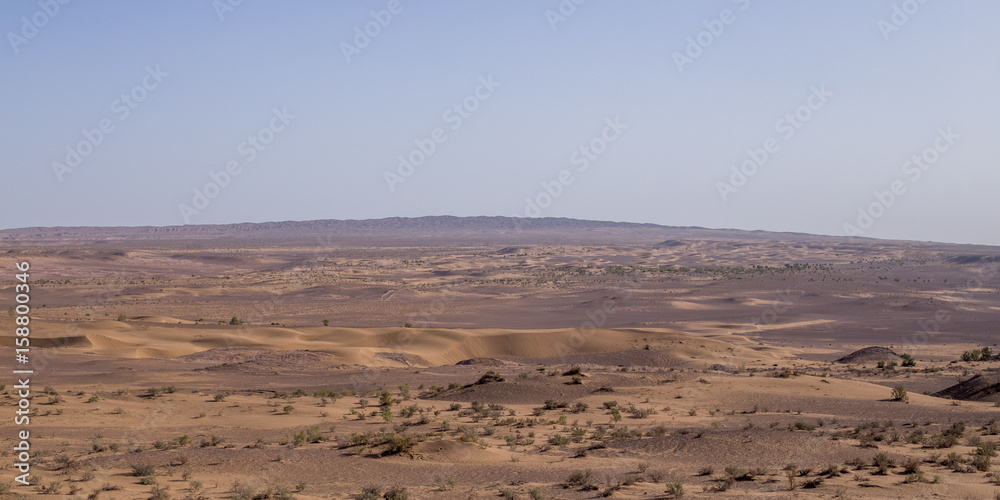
[384,486,409,500]
[356,485,382,500]
[873,452,895,475]
[130,463,155,477]
[566,469,595,490]
[477,371,505,384]
[891,386,908,401]
[666,481,684,498]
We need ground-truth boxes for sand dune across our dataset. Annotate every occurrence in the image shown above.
[13,321,780,367]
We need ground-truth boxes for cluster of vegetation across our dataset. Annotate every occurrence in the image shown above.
[962,347,993,362]
[231,480,298,500]
[336,430,424,456]
[603,262,827,277]
[355,484,409,500]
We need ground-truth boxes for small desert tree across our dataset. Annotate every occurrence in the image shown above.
[963,349,982,362]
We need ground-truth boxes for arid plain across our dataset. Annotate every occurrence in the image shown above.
[2,217,1000,499]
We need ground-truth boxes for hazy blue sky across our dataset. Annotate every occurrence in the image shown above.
[3,1,999,245]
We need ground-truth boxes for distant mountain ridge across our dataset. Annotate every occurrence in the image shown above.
[1,216,996,250]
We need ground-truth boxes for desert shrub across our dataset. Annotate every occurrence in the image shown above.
[477,371,505,384]
[647,424,669,437]
[399,405,418,419]
[548,434,570,447]
[305,425,323,443]
[356,484,382,500]
[36,481,62,494]
[891,386,908,401]
[941,451,964,467]
[384,486,409,500]
[873,453,895,475]
[945,422,966,437]
[802,477,824,488]
[149,485,170,500]
[385,433,417,455]
[926,433,958,449]
[973,453,992,472]
[901,353,916,367]
[566,469,595,490]
[543,400,568,410]
[563,366,583,376]
[130,463,155,477]
[665,481,684,497]
[978,441,998,457]
[724,466,757,481]
[379,391,394,407]
[628,405,655,419]
[792,421,816,431]
[609,426,641,440]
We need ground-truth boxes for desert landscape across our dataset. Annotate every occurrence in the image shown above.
[1,217,999,499]
[6,0,999,497]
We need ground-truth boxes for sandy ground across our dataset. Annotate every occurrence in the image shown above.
[0,220,999,499]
